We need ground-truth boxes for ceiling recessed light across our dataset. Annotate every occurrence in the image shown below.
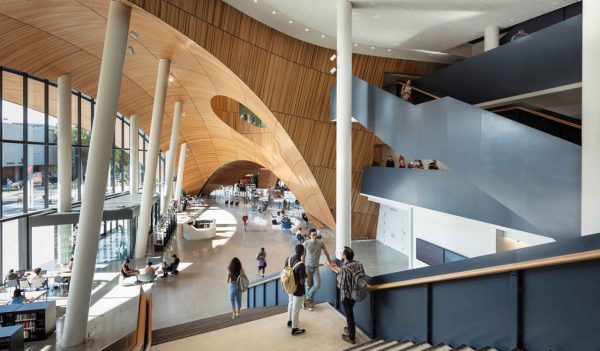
[305,28,309,32]
[127,46,135,55]
[321,34,325,38]
[370,46,375,50]
[272,10,276,15]
[128,31,139,39]
[354,43,358,47]
[509,18,514,22]
[168,75,174,83]
[415,37,420,40]
[289,20,293,24]
[330,67,337,74]
[182,112,186,117]
[253,0,257,2]
[387,48,391,52]
[330,54,337,61]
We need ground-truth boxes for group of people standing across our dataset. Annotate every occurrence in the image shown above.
[386,155,439,170]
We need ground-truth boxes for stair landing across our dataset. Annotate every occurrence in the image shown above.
[151,303,370,350]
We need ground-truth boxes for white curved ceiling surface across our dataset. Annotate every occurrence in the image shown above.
[225,0,578,63]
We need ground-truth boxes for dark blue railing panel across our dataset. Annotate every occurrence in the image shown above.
[431,274,514,350]
[414,15,582,104]
[374,285,428,341]
[522,260,600,350]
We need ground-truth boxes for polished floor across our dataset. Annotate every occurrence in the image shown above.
[23,199,409,350]
[151,302,370,351]
[150,201,337,330]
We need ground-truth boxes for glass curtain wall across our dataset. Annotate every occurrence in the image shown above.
[0,66,166,277]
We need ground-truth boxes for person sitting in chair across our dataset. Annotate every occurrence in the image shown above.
[163,254,180,277]
[121,259,139,278]
[142,261,156,275]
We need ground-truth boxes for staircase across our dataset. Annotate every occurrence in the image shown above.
[345,339,500,351]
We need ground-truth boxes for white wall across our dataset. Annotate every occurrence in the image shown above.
[370,196,554,269]
[376,204,412,267]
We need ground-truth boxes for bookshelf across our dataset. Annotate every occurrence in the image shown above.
[0,325,24,351]
[0,301,56,341]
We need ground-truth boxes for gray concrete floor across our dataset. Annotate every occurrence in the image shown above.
[23,200,410,349]
[149,201,337,330]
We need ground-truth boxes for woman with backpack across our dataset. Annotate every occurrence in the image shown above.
[256,248,267,277]
[227,257,246,319]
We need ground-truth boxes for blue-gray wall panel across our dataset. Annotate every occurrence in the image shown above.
[414,15,582,104]
[265,281,278,307]
[255,284,265,308]
[432,274,513,350]
[522,260,600,351]
[334,75,581,240]
[374,286,428,341]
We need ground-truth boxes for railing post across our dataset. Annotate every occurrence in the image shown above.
[426,283,432,344]
[509,271,523,349]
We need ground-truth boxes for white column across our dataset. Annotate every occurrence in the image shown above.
[134,58,171,258]
[336,0,352,259]
[484,26,499,52]
[161,101,182,214]
[57,74,72,212]
[129,114,139,193]
[174,143,187,204]
[62,1,131,347]
[582,0,600,235]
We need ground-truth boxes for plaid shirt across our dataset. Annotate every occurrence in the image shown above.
[337,260,364,301]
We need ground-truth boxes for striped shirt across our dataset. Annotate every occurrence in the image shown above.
[336,260,364,301]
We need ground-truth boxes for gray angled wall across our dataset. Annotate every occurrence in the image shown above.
[332,77,581,240]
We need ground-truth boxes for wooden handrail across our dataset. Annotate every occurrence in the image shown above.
[368,249,600,291]
[322,261,340,273]
[489,106,581,129]
[397,81,441,100]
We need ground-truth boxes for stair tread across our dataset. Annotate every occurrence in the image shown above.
[379,340,414,351]
[343,338,385,351]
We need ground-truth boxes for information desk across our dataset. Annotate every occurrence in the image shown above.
[183,219,216,240]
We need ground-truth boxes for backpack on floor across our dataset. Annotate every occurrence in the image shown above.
[281,256,303,295]
[350,263,368,302]
[237,273,249,293]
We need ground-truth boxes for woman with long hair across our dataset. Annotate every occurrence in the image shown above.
[227,257,245,319]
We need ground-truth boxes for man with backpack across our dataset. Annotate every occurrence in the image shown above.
[337,246,367,344]
[282,244,307,336]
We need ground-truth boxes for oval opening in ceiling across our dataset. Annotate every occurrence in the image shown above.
[211,96,268,138]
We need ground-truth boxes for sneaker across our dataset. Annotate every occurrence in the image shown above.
[302,300,308,310]
[287,321,292,328]
[342,334,356,344]
[307,302,314,311]
[291,328,306,336]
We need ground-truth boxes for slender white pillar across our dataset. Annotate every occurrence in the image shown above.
[174,143,187,204]
[336,0,352,259]
[57,74,72,213]
[129,114,139,193]
[62,1,131,347]
[582,0,600,235]
[135,58,171,258]
[161,101,182,213]
[484,26,499,52]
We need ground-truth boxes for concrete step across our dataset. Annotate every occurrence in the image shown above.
[379,340,415,351]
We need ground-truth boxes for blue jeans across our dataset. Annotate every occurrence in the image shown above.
[229,283,242,311]
[306,265,320,302]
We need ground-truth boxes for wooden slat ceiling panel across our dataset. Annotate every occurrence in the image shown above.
[0,0,445,238]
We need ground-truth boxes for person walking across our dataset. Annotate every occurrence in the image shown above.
[242,214,249,232]
[227,257,245,319]
[286,244,307,335]
[303,228,332,311]
[256,248,267,277]
[337,246,365,344]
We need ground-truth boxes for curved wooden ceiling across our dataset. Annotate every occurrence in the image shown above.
[0,0,336,228]
[0,0,444,237]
